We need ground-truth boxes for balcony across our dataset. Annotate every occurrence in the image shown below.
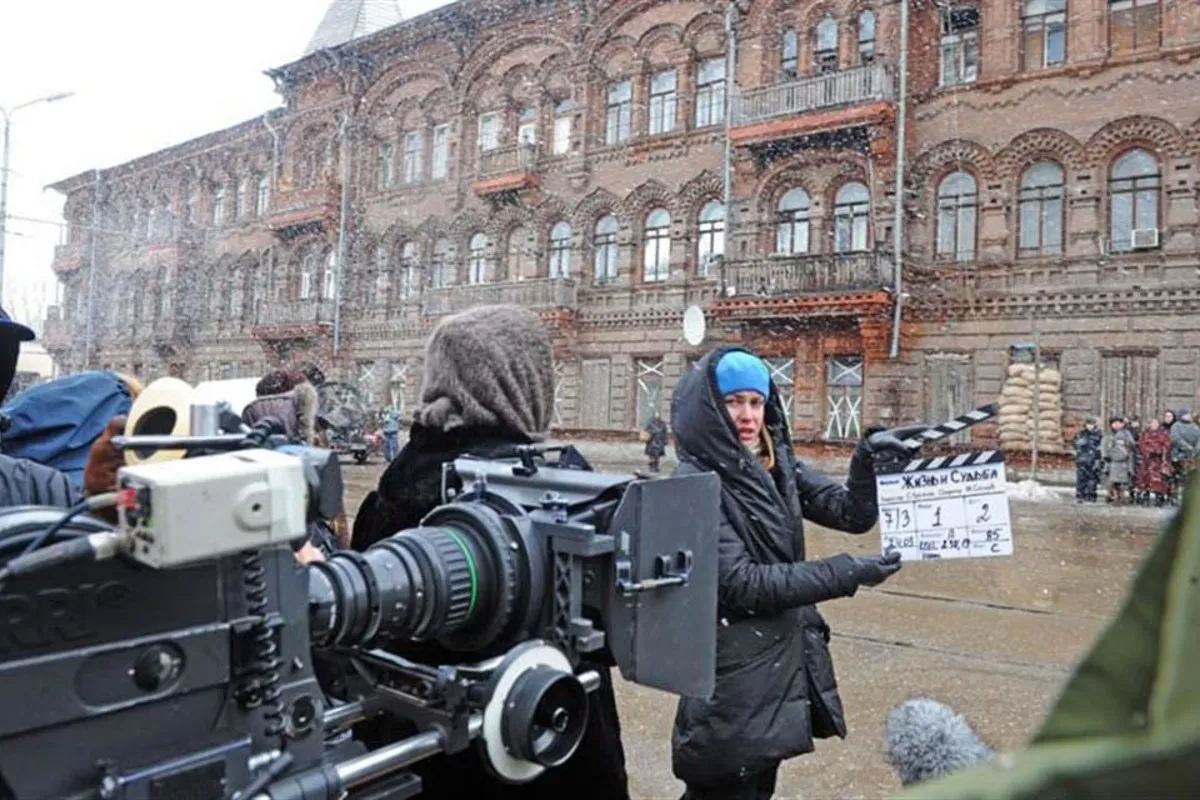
[471,143,541,198]
[250,300,336,342]
[710,251,893,321]
[264,182,341,238]
[423,276,576,317]
[730,63,895,149]
[51,239,89,276]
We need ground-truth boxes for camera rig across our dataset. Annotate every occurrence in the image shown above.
[0,404,719,800]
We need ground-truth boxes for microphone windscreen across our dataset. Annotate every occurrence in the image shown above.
[885,697,995,787]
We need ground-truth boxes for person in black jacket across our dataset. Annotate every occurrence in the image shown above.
[0,307,74,507]
[350,304,630,800]
[670,346,926,800]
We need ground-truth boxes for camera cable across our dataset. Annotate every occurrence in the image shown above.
[0,492,124,592]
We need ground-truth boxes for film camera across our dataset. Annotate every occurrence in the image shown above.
[0,400,719,799]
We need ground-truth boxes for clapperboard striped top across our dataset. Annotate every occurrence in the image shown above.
[901,450,1006,473]
[899,403,1000,450]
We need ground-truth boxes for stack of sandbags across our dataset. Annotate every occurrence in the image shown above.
[997,363,1065,453]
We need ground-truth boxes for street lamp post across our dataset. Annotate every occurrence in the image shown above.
[0,91,76,304]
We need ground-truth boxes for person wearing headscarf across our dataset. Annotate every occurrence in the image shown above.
[350,304,629,800]
[668,346,925,799]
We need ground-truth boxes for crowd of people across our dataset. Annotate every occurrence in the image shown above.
[1072,411,1200,505]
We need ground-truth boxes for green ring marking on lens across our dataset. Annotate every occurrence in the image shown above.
[444,530,478,617]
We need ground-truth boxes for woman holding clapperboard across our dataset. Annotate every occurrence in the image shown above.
[668,346,932,800]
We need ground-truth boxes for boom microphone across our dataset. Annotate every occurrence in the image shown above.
[884,698,995,786]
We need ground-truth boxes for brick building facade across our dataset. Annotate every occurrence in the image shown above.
[44,0,1200,450]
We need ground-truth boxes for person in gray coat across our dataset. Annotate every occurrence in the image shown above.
[1102,416,1136,504]
[669,347,926,799]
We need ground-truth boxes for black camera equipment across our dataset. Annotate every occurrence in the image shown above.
[0,405,719,800]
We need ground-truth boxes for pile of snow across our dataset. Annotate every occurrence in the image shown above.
[1006,479,1059,502]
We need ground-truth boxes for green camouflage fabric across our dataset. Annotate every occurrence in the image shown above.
[892,474,1200,798]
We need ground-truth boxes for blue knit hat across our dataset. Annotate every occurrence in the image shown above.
[715,351,770,398]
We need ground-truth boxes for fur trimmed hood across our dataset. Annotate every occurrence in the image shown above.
[242,381,319,444]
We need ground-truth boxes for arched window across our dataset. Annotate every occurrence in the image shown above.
[431,238,452,288]
[400,241,418,299]
[507,226,537,280]
[373,245,390,304]
[776,188,812,254]
[782,28,799,77]
[230,268,244,319]
[468,233,490,284]
[549,221,572,278]
[814,17,838,72]
[256,175,270,215]
[593,215,619,283]
[1018,161,1064,257]
[212,187,226,226]
[322,250,337,300]
[834,182,870,253]
[696,201,725,275]
[936,171,978,261]
[643,208,671,282]
[1109,148,1160,251]
[300,253,317,299]
[858,10,877,62]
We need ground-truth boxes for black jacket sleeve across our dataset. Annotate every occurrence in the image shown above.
[795,447,878,534]
[0,455,76,508]
[717,512,862,617]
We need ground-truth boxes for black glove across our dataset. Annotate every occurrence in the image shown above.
[851,549,903,587]
[850,423,934,480]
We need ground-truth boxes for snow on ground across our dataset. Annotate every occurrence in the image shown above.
[1006,479,1061,502]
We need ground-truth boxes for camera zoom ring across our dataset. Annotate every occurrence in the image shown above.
[424,528,476,630]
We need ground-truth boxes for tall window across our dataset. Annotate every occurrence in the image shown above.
[814,17,839,72]
[834,182,870,253]
[377,142,393,189]
[940,5,980,86]
[593,215,619,283]
[403,131,423,184]
[606,80,632,145]
[781,28,799,78]
[635,358,665,428]
[431,125,449,179]
[648,69,678,135]
[1109,0,1159,55]
[468,233,489,284]
[1018,161,1064,257]
[825,355,864,440]
[936,171,978,262]
[776,188,812,254]
[431,238,452,288]
[695,58,726,127]
[323,251,337,300]
[478,112,501,152]
[549,221,572,277]
[400,241,418,299]
[507,226,537,280]
[1109,148,1160,251]
[696,201,725,275]
[1021,0,1066,69]
[553,100,573,155]
[212,187,225,226]
[373,245,389,304]
[643,208,672,282]
[256,174,270,215]
[858,11,877,63]
[517,108,537,146]
[235,180,248,219]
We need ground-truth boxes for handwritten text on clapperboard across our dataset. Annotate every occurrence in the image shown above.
[874,452,1014,561]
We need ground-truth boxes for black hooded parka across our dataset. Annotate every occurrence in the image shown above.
[670,346,878,791]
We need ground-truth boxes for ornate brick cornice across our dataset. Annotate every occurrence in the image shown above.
[911,285,1200,320]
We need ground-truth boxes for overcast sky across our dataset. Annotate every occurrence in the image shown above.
[0,0,449,326]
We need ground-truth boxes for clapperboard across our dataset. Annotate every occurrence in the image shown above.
[875,403,1014,562]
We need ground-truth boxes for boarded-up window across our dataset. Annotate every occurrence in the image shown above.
[1099,352,1159,423]
[764,357,796,429]
[357,360,377,407]
[825,356,864,440]
[635,358,665,429]
[552,361,566,427]
[389,362,409,416]
[927,354,973,445]
[580,359,611,429]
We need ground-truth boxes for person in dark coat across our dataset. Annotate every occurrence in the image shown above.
[1134,417,1172,505]
[1072,416,1103,503]
[644,411,668,471]
[351,304,630,800]
[669,347,922,800]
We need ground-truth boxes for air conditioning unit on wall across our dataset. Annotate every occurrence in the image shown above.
[1130,227,1160,250]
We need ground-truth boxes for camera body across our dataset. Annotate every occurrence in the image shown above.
[0,443,720,800]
